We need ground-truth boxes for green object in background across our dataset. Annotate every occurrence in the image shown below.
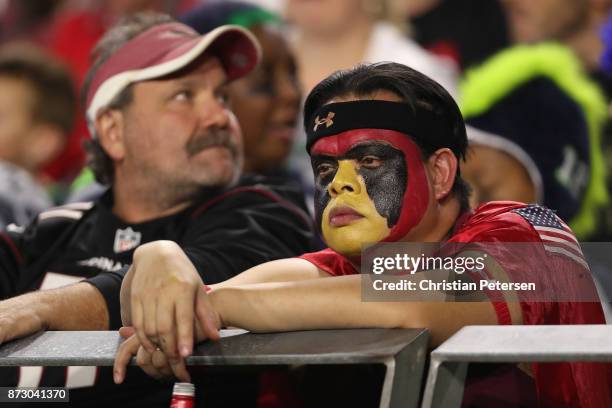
[70,168,95,195]
[460,43,608,239]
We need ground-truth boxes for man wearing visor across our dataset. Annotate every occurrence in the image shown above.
[0,13,312,406]
[116,62,610,407]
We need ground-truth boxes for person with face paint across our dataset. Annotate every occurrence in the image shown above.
[115,63,610,408]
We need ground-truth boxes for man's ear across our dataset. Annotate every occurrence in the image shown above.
[95,110,126,161]
[426,148,458,201]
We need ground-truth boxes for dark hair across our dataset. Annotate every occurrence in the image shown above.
[81,12,174,185]
[303,62,471,210]
[0,44,75,135]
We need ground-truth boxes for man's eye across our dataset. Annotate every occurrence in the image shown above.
[173,90,193,102]
[359,156,382,168]
[216,88,230,105]
[317,163,335,177]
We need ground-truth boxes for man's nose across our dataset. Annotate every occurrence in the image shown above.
[198,97,230,129]
[328,160,361,197]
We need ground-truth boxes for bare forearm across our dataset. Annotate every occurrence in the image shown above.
[213,258,328,290]
[0,282,109,344]
[37,282,109,330]
[211,275,410,332]
[209,275,500,346]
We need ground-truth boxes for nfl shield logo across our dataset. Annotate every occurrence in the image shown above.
[113,227,142,253]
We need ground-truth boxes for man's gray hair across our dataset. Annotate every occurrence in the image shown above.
[82,12,175,186]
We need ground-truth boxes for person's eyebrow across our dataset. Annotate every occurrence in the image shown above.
[311,154,337,162]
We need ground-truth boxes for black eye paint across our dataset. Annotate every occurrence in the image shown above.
[311,143,407,231]
[312,155,337,232]
[348,144,406,227]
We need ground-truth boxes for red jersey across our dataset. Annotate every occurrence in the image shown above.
[299,201,610,408]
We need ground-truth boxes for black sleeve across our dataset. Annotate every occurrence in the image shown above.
[87,177,315,328]
[85,266,127,330]
[182,182,315,283]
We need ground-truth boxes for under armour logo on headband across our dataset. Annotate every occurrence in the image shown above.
[313,111,335,131]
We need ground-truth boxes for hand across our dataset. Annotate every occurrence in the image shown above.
[114,326,191,383]
[121,241,221,361]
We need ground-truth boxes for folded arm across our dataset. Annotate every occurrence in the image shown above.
[211,275,502,346]
[0,282,108,344]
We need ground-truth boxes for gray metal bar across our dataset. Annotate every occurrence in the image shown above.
[421,359,467,408]
[421,325,612,408]
[0,328,429,408]
[432,325,612,363]
[386,328,430,408]
[0,329,428,367]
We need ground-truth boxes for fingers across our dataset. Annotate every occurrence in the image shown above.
[119,326,135,338]
[115,333,189,383]
[150,348,174,379]
[157,296,178,361]
[113,334,140,384]
[168,355,191,382]
[195,286,220,342]
[135,346,159,379]
[137,347,179,381]
[175,290,196,357]
[132,294,156,353]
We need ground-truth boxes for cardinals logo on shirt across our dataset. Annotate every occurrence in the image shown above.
[113,227,142,253]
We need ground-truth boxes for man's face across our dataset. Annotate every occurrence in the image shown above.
[228,25,300,173]
[501,0,589,43]
[312,135,408,256]
[118,56,243,198]
[308,91,433,256]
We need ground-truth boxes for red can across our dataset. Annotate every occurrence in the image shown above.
[170,382,195,408]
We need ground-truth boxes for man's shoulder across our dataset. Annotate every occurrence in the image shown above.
[451,201,570,243]
[189,174,310,223]
[7,201,97,239]
[233,173,307,204]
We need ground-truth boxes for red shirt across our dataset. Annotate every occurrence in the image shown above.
[299,201,611,408]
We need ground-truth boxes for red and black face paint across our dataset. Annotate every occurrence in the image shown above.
[306,100,441,242]
[312,139,407,229]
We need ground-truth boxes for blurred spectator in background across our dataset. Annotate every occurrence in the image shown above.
[284,0,459,215]
[285,0,458,96]
[460,43,608,241]
[501,0,612,240]
[502,0,610,74]
[409,0,510,70]
[0,0,65,44]
[0,44,75,229]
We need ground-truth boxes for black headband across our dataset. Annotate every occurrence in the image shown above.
[305,100,445,152]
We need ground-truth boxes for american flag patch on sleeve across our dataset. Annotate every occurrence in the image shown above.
[513,204,588,270]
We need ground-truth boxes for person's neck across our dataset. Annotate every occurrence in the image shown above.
[563,20,605,72]
[294,16,374,92]
[406,196,462,243]
[111,174,193,224]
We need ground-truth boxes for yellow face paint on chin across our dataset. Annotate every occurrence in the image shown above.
[322,160,390,257]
